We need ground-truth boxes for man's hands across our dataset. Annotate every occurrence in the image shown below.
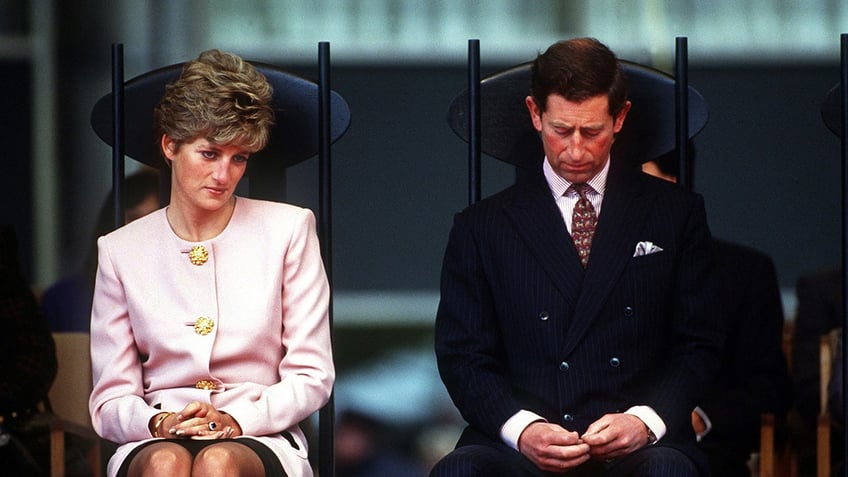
[517,422,591,472]
[518,414,652,471]
[581,413,652,460]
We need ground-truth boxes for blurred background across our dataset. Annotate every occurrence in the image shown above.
[1,1,846,475]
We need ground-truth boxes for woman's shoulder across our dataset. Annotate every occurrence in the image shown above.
[99,207,166,244]
[231,198,317,239]
[235,197,314,221]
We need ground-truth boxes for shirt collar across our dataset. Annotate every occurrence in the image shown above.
[542,156,610,198]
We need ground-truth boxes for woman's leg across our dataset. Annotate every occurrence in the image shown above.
[126,441,193,477]
[192,442,266,477]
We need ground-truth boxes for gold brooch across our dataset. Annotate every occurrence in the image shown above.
[188,245,208,265]
[194,317,215,335]
[195,379,217,390]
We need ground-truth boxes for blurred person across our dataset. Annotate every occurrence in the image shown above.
[336,409,425,477]
[792,267,843,476]
[0,225,60,475]
[88,49,334,477]
[431,38,722,477]
[643,153,793,477]
[41,168,159,333]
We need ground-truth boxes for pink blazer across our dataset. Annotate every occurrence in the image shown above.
[89,197,334,477]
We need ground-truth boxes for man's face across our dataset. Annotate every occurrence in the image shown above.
[526,93,630,183]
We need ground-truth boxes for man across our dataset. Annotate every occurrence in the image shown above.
[644,154,792,477]
[431,38,723,477]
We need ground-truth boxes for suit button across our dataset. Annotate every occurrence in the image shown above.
[563,414,574,422]
[559,361,569,371]
[609,357,621,367]
[538,311,549,321]
[623,306,634,316]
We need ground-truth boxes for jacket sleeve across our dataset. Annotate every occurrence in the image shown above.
[88,235,159,443]
[219,209,335,435]
[434,212,520,439]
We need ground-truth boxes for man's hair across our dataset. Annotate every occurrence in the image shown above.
[154,49,275,155]
[530,38,628,118]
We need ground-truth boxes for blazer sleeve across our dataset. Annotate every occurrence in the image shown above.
[219,209,335,435]
[89,235,158,443]
[627,193,725,438]
[435,211,520,439]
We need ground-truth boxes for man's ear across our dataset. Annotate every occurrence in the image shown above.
[613,100,632,134]
[525,96,543,132]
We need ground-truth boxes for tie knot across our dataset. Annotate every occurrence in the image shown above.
[571,183,592,198]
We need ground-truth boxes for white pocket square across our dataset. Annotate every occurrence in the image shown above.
[633,241,664,257]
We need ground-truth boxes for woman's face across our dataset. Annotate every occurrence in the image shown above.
[162,135,251,214]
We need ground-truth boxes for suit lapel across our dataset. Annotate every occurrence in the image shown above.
[561,160,654,357]
[503,171,585,308]
[501,162,657,357]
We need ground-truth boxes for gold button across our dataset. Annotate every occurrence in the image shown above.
[188,245,209,265]
[195,380,217,390]
[194,317,215,336]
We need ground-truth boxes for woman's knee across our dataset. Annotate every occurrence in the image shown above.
[193,443,264,477]
[127,442,192,477]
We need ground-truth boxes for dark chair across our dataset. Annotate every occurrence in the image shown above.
[50,43,351,477]
[446,54,709,177]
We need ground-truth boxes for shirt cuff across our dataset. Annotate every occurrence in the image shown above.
[625,405,667,443]
[692,406,712,441]
[500,410,547,451]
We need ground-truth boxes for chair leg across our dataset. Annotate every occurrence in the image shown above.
[49,420,65,477]
[761,413,776,477]
[816,415,830,477]
[88,439,103,477]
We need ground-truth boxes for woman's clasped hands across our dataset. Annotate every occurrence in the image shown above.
[153,401,241,440]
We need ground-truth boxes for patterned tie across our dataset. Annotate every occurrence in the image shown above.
[571,183,597,268]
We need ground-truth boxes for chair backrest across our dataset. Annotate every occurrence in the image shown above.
[89,58,351,202]
[48,332,94,431]
[446,59,709,172]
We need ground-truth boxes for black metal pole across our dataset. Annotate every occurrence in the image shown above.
[317,40,335,477]
[675,37,690,190]
[839,31,847,477]
[468,39,481,205]
[112,43,125,228]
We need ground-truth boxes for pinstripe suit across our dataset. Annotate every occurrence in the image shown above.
[433,158,723,476]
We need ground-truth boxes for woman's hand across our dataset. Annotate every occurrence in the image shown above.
[164,401,243,439]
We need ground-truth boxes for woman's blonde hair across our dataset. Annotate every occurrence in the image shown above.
[154,49,274,155]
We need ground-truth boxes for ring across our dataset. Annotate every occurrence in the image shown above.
[208,422,217,431]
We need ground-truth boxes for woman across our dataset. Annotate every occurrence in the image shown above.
[88,49,334,477]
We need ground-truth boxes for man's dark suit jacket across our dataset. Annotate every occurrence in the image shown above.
[696,240,792,477]
[434,157,723,466]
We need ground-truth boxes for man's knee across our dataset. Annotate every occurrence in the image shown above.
[430,445,523,477]
[610,446,702,477]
